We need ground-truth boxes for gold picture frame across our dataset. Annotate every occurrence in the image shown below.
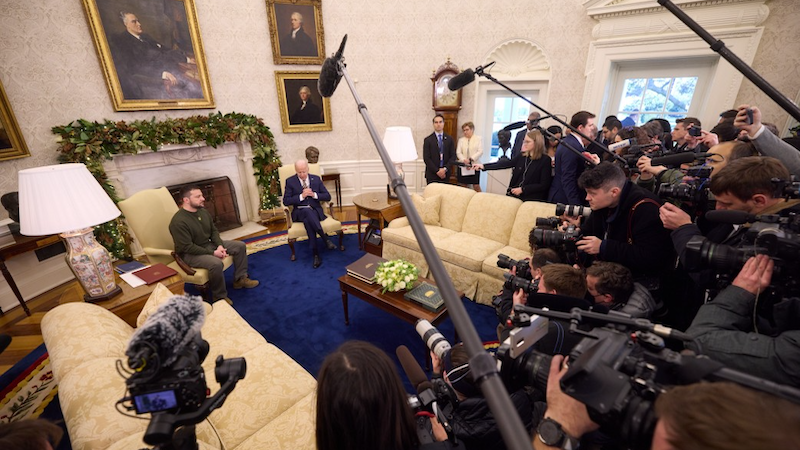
[266,0,325,65]
[275,71,332,133]
[81,0,214,111]
[0,78,30,161]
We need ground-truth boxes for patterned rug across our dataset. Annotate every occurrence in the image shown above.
[0,345,57,423]
[244,221,365,254]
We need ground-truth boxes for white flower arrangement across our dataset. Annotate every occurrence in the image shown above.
[374,259,419,293]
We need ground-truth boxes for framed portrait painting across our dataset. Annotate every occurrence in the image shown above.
[275,71,332,133]
[81,0,214,111]
[0,78,30,161]
[266,0,325,65]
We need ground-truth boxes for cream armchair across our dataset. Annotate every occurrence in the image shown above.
[118,187,233,300]
[278,164,344,261]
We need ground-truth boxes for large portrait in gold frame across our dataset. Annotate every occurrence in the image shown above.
[266,0,325,65]
[0,78,30,161]
[81,0,214,111]
[275,71,332,133]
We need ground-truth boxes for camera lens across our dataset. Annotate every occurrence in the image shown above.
[415,319,451,360]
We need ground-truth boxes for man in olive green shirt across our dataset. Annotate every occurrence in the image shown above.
[169,186,258,303]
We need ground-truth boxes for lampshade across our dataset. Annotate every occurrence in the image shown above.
[383,126,418,163]
[18,163,121,236]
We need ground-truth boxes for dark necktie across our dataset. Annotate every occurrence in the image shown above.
[438,134,444,167]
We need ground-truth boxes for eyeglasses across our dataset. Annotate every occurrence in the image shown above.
[705,153,725,163]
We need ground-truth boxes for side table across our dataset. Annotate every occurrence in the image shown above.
[321,173,342,211]
[352,192,405,256]
[0,233,62,316]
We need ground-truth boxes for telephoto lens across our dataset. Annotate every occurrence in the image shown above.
[415,319,451,360]
[555,203,591,218]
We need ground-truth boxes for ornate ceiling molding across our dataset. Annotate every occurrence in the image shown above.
[484,39,551,78]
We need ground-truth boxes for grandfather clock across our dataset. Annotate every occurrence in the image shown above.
[431,59,462,183]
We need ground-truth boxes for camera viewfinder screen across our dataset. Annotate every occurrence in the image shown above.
[134,390,178,413]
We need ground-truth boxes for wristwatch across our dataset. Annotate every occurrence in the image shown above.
[537,417,580,449]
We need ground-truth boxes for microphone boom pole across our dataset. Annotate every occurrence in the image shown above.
[333,49,534,450]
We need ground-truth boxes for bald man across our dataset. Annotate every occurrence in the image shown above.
[283,159,336,268]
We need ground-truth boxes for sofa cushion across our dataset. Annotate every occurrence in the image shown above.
[137,283,213,327]
[411,193,442,226]
[235,392,317,450]
[423,184,476,232]
[437,232,505,272]
[382,224,457,252]
[461,193,522,245]
[508,201,557,251]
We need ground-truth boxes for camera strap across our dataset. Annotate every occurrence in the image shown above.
[627,198,661,244]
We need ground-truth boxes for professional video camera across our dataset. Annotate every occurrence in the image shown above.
[495,305,800,450]
[117,295,246,448]
[657,165,714,210]
[497,253,532,279]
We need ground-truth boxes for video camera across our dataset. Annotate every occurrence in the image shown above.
[495,305,800,450]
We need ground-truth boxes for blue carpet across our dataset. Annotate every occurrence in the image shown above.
[198,234,499,391]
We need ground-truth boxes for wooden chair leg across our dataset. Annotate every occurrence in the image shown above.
[337,230,345,251]
[197,283,212,303]
[288,238,297,261]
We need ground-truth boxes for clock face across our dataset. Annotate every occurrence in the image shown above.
[435,77,459,107]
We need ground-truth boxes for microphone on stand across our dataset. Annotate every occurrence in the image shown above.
[318,35,348,98]
[650,152,710,167]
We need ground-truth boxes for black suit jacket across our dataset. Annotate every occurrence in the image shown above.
[280,28,317,57]
[511,128,528,159]
[283,174,331,222]
[422,132,456,183]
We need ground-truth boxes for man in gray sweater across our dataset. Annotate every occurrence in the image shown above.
[169,186,258,303]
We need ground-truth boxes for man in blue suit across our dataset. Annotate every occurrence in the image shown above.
[283,159,336,268]
[548,111,598,205]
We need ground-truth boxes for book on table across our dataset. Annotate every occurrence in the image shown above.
[346,253,387,284]
[132,263,179,285]
[404,282,445,312]
[115,260,147,274]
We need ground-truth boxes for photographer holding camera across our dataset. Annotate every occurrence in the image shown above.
[533,354,800,450]
[671,117,708,154]
[734,104,800,176]
[568,162,675,282]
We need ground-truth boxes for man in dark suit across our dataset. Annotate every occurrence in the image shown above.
[111,11,202,100]
[548,111,598,205]
[280,12,317,57]
[289,86,323,125]
[422,114,456,184]
[511,112,541,159]
[283,159,335,268]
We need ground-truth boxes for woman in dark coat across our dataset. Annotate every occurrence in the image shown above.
[474,129,552,201]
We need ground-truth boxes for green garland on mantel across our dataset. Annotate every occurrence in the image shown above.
[51,111,282,259]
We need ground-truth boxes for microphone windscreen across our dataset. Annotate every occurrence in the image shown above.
[447,69,475,91]
[126,294,206,366]
[704,210,756,224]
[416,380,435,395]
[396,345,429,392]
[317,58,341,97]
[650,152,698,167]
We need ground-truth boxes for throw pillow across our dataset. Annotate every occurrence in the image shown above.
[411,194,442,226]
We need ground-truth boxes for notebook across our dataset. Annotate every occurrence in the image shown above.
[115,260,147,274]
[345,253,387,284]
[132,263,179,285]
[404,282,445,312]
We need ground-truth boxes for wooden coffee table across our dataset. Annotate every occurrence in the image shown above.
[94,272,184,327]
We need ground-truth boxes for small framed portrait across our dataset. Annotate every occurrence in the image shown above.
[266,0,325,65]
[81,0,214,111]
[275,71,332,133]
[0,78,30,161]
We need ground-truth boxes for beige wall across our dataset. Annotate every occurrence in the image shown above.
[0,0,797,219]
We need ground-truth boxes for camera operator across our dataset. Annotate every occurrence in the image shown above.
[685,254,800,387]
[429,343,536,450]
[569,162,675,282]
[533,355,800,450]
[494,247,562,332]
[585,261,657,319]
[734,104,800,176]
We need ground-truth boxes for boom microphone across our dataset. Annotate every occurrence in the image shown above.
[608,138,636,152]
[396,345,429,392]
[502,121,526,132]
[704,209,758,224]
[650,152,708,167]
[126,294,206,370]
[446,61,497,91]
[318,34,348,97]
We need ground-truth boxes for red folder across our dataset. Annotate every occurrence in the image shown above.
[132,263,179,285]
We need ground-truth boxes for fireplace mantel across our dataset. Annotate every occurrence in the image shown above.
[103,140,261,223]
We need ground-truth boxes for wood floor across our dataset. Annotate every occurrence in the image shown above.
[0,206,360,376]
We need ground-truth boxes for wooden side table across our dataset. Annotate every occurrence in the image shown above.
[0,233,62,316]
[352,192,405,256]
[321,173,342,211]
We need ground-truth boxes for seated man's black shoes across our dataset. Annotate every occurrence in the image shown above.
[313,254,322,269]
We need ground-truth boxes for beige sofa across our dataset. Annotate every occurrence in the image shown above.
[41,284,316,450]
[383,183,556,305]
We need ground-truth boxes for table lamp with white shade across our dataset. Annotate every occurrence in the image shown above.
[18,163,123,302]
[383,126,418,199]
